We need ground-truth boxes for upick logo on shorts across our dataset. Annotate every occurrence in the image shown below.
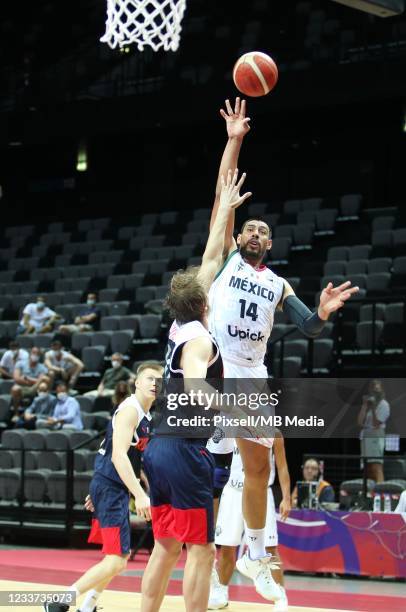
[227,325,264,342]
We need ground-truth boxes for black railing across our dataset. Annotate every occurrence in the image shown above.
[0,430,104,538]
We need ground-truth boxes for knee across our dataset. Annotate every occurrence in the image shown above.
[106,554,128,574]
[190,543,216,567]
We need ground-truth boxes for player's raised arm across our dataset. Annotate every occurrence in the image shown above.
[210,98,251,257]
[198,169,251,292]
[279,279,359,338]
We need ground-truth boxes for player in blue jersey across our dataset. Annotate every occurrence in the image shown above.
[140,170,251,612]
[44,361,163,612]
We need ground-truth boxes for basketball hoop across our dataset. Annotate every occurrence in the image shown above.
[100,0,187,51]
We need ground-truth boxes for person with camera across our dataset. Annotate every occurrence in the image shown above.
[357,380,390,484]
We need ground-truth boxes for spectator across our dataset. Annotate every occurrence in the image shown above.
[24,381,57,429]
[6,384,30,429]
[13,347,52,398]
[358,379,390,484]
[44,340,84,389]
[111,380,132,415]
[84,353,134,398]
[291,458,335,508]
[47,382,83,430]
[17,295,59,335]
[58,293,101,335]
[395,490,406,513]
[0,341,29,379]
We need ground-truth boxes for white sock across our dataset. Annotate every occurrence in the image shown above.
[245,527,267,560]
[68,585,80,608]
[79,589,101,612]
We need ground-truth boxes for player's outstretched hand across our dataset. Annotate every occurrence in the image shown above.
[220,168,252,211]
[318,281,359,319]
[220,97,251,139]
[84,494,95,513]
[134,492,152,521]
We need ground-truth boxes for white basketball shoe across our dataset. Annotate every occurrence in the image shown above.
[208,566,229,609]
[236,552,283,602]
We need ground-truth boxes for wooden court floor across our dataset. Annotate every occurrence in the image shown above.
[0,580,351,612]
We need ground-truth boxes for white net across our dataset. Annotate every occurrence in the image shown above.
[100,0,187,51]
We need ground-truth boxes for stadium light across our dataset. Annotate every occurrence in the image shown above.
[330,0,405,17]
[76,141,88,172]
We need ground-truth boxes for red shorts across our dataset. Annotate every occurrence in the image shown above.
[143,438,215,544]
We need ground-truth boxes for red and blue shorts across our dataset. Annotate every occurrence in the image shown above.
[87,473,130,555]
[143,437,215,545]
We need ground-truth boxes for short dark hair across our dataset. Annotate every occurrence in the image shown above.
[240,217,272,237]
[56,382,68,391]
[9,341,19,349]
[51,340,62,349]
[165,266,207,324]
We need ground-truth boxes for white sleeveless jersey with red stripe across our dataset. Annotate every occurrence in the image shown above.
[208,250,284,366]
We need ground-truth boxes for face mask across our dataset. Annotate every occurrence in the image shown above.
[37,301,45,310]
[38,391,48,399]
[87,299,96,306]
[111,360,121,369]
[31,354,40,363]
[57,392,67,401]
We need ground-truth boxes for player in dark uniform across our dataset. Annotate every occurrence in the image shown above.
[140,169,251,612]
[44,361,163,612]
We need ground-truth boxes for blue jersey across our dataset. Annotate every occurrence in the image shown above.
[94,394,151,488]
[152,320,223,439]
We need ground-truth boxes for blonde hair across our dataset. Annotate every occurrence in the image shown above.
[165,266,207,324]
[136,361,163,378]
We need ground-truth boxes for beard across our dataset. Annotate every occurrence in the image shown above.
[239,242,267,263]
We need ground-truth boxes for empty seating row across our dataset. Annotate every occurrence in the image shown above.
[0,428,100,450]
[0,468,93,505]
[0,448,98,472]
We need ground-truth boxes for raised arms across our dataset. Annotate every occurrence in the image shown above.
[210,98,251,257]
[198,169,251,292]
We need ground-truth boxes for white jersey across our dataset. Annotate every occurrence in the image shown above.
[228,443,275,491]
[209,250,284,367]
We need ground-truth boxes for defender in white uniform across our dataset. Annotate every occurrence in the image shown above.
[210,434,291,611]
[207,97,359,603]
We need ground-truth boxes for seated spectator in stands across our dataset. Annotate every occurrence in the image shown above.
[111,380,132,415]
[0,341,29,379]
[291,458,335,508]
[395,490,406,513]
[17,295,59,335]
[44,340,84,389]
[84,353,134,398]
[13,346,52,398]
[47,382,83,430]
[58,293,101,335]
[24,381,57,429]
[6,384,30,429]
[358,380,390,484]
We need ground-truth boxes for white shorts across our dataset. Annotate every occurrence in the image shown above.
[207,358,273,454]
[215,484,278,547]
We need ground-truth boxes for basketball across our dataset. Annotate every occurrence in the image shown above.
[233,51,278,97]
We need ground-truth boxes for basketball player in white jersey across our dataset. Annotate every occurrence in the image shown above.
[209,432,290,611]
[206,98,359,602]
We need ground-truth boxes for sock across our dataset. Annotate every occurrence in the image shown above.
[279,586,287,601]
[245,527,267,560]
[68,585,80,609]
[79,589,101,612]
